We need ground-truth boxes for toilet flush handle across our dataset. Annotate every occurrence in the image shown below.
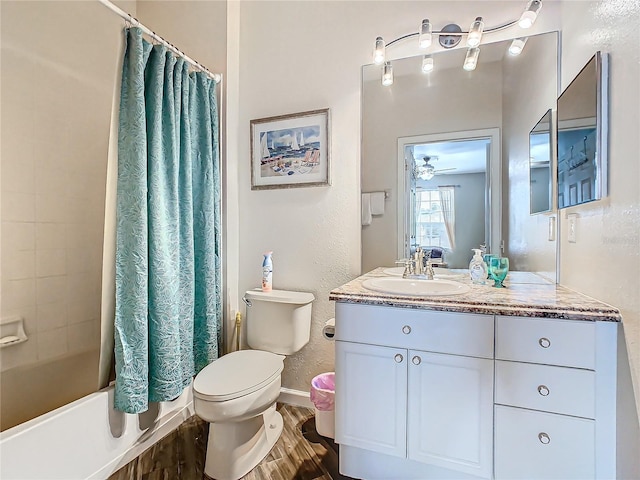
[242,296,252,308]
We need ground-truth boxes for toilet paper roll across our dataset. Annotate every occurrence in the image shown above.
[322,318,335,340]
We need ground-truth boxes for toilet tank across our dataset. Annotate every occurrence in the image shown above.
[244,289,314,355]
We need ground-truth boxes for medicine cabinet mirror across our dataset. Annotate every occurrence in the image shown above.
[557,52,608,208]
[361,32,558,275]
[529,109,553,214]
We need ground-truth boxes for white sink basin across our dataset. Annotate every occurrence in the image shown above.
[362,277,470,296]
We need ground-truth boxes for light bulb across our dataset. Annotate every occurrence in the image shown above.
[509,37,528,56]
[463,47,480,71]
[467,17,484,47]
[382,62,393,86]
[419,19,432,49]
[422,55,434,73]
[373,36,385,65]
[519,0,542,28]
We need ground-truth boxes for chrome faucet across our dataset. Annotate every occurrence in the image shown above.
[396,247,436,280]
[425,251,435,280]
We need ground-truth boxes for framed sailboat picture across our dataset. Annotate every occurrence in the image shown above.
[250,108,330,189]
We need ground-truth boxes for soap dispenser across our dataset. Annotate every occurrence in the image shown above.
[469,248,487,285]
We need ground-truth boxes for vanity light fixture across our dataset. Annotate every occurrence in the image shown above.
[463,47,480,71]
[373,36,385,65]
[422,55,434,73]
[519,0,542,28]
[419,19,433,48]
[373,0,542,85]
[467,17,484,47]
[382,61,394,86]
[509,37,528,56]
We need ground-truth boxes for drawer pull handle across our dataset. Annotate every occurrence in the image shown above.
[412,356,421,365]
[394,354,404,363]
[402,325,412,334]
[538,385,550,396]
[538,337,551,348]
[538,432,551,444]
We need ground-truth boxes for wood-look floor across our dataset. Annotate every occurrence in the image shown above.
[109,404,355,480]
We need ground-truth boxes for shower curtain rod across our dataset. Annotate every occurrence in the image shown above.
[97,0,222,83]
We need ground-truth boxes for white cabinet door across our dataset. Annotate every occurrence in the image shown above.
[335,341,408,458]
[495,405,595,480]
[407,351,494,479]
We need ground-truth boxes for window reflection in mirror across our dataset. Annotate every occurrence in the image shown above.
[529,109,553,214]
[405,137,491,269]
[557,52,608,208]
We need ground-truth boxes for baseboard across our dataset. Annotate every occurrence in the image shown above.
[279,387,313,409]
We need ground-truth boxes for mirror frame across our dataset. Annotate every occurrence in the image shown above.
[529,109,554,215]
[397,128,502,260]
[556,51,609,208]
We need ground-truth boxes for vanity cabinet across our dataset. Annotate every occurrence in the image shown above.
[494,316,617,480]
[335,302,494,479]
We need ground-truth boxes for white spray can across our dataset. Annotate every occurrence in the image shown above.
[262,251,273,292]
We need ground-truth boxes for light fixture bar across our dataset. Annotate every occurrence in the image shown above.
[382,61,394,86]
[467,17,484,47]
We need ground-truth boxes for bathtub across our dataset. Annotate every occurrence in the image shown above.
[0,384,193,479]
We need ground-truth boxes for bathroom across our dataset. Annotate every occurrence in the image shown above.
[1,0,639,478]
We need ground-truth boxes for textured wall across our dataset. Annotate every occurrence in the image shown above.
[556,2,640,474]
[235,0,555,393]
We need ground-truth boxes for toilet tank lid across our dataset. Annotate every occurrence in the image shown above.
[193,350,284,401]
[245,289,314,304]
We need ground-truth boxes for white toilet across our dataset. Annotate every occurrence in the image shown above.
[193,288,314,480]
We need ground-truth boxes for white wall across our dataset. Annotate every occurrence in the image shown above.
[555,1,640,475]
[235,0,555,392]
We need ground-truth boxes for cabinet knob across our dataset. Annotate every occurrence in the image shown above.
[538,337,551,348]
[538,432,551,444]
[402,325,412,334]
[412,356,421,365]
[537,385,550,396]
[394,353,404,363]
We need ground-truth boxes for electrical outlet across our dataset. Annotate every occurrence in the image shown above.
[567,214,577,243]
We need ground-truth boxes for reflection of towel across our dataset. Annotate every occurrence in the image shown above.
[370,192,385,215]
[361,193,372,226]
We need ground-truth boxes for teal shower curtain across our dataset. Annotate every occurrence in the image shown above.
[114,27,221,414]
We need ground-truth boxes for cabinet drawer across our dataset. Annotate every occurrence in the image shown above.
[495,361,595,418]
[496,316,595,369]
[335,302,493,358]
[495,406,595,480]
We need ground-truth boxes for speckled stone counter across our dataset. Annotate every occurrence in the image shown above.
[329,268,621,322]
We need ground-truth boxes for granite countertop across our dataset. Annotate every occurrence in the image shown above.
[329,268,621,322]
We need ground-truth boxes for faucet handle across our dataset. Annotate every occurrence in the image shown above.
[395,259,414,278]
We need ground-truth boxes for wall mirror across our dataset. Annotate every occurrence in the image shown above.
[530,109,553,214]
[361,32,558,274]
[557,52,608,208]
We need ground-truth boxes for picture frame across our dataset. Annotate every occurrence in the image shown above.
[250,108,330,190]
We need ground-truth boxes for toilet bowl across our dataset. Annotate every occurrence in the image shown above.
[193,288,314,480]
[193,350,285,480]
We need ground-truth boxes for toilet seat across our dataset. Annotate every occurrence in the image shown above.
[193,350,284,402]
